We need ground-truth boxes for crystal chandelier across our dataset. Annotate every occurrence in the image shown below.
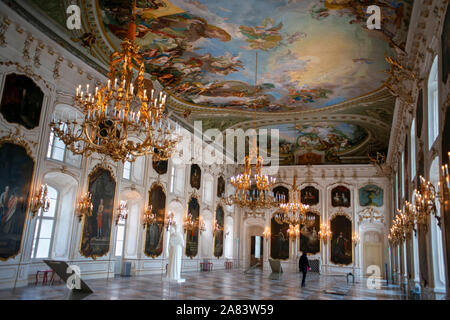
[49,3,180,162]
[225,52,278,210]
[30,184,50,217]
[76,192,93,222]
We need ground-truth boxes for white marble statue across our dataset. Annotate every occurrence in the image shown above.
[167,224,185,282]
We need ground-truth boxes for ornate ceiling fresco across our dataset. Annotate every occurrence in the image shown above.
[15,0,414,164]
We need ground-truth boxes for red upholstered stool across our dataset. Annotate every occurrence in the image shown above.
[225,261,233,269]
[35,270,54,285]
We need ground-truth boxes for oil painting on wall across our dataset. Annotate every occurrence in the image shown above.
[98,0,411,112]
[270,216,289,260]
[0,142,34,260]
[359,184,383,207]
[217,176,225,198]
[185,196,200,258]
[213,204,224,258]
[152,159,168,175]
[301,186,319,206]
[144,183,166,258]
[331,186,351,207]
[299,212,320,255]
[80,168,116,259]
[330,214,352,265]
[190,164,201,190]
[0,74,44,130]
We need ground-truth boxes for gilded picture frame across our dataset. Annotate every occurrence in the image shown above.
[185,194,200,258]
[79,165,116,260]
[144,181,166,258]
[0,139,35,261]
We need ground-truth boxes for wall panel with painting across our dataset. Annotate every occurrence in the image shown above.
[331,186,351,208]
[270,215,289,260]
[0,74,44,130]
[185,196,200,258]
[213,205,224,258]
[330,214,352,265]
[299,211,320,255]
[79,167,116,259]
[0,142,34,261]
[144,183,166,258]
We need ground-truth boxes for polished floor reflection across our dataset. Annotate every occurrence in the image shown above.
[0,269,444,300]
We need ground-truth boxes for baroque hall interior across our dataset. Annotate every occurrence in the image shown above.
[0,0,448,301]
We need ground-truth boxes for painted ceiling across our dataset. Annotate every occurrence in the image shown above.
[98,0,412,113]
[18,0,414,164]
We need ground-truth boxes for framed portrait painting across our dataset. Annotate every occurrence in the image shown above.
[301,186,319,206]
[0,73,44,130]
[185,196,200,258]
[79,167,116,259]
[299,211,320,255]
[331,186,350,207]
[270,216,289,260]
[144,183,166,258]
[190,164,201,190]
[330,214,352,265]
[0,142,34,260]
[213,204,224,258]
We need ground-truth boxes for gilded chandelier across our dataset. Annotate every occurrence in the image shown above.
[225,154,278,210]
[76,192,93,222]
[183,213,206,233]
[277,176,311,226]
[143,205,158,228]
[318,223,331,242]
[49,3,179,162]
[414,176,441,230]
[388,204,415,246]
[30,184,50,217]
[115,201,128,225]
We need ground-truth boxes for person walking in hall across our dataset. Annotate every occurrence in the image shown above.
[299,252,310,288]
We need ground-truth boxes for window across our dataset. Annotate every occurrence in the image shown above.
[123,161,131,180]
[31,186,58,259]
[169,166,175,193]
[427,55,439,149]
[122,157,144,183]
[115,200,127,257]
[410,119,416,182]
[47,126,81,167]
